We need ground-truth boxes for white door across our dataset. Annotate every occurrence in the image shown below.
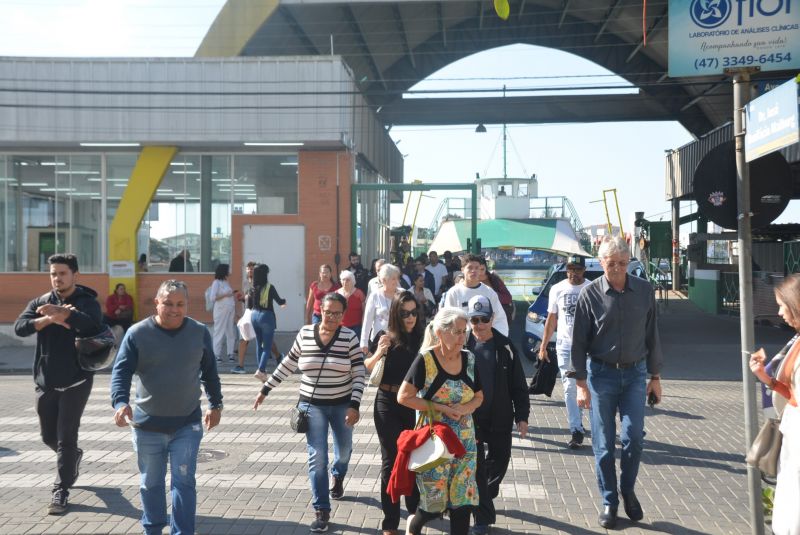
[242,225,305,332]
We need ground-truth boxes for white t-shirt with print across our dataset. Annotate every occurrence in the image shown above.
[547,278,590,351]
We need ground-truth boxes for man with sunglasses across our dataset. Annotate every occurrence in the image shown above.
[465,295,529,535]
[538,254,590,450]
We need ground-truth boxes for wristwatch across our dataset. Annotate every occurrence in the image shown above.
[210,404,223,411]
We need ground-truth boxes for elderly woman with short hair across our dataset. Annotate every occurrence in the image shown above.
[337,270,366,340]
[360,263,401,353]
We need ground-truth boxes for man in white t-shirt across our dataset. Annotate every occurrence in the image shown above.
[443,254,508,336]
[539,255,590,449]
[426,250,449,298]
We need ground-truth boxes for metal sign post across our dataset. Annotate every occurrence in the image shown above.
[731,67,763,535]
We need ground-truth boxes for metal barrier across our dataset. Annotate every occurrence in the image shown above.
[721,271,740,314]
[647,262,671,309]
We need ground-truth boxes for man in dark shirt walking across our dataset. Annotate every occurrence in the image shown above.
[571,236,663,529]
[347,251,370,295]
[465,295,530,535]
[14,254,104,515]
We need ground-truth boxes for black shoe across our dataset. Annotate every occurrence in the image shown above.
[310,510,330,532]
[47,488,69,515]
[598,506,617,529]
[622,491,644,522]
[567,430,584,449]
[330,475,344,500]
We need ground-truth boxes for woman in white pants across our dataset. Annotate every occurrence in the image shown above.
[211,263,238,363]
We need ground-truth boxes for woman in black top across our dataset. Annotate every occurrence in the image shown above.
[248,264,287,381]
[364,291,424,535]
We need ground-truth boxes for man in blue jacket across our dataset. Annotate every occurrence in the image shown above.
[15,254,104,516]
[465,295,530,535]
[111,279,223,535]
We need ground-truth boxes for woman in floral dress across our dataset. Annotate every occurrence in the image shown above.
[397,307,484,535]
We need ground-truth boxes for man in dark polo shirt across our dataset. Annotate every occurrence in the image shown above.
[571,236,663,529]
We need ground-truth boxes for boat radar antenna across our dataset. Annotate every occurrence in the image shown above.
[590,189,625,238]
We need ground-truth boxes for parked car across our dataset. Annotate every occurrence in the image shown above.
[522,258,648,361]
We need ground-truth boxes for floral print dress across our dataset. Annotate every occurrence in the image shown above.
[406,349,481,512]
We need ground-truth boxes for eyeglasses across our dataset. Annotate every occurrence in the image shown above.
[469,316,491,324]
[322,310,343,318]
[604,260,629,270]
[400,309,419,319]
[447,328,469,336]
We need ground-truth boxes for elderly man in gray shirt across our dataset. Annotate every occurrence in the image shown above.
[571,236,663,530]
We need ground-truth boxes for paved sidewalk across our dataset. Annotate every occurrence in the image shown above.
[0,295,790,534]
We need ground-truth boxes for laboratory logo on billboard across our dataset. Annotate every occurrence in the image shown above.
[690,0,732,29]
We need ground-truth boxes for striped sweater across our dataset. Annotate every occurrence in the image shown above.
[262,324,365,409]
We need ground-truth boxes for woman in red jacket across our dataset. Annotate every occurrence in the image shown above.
[105,283,134,332]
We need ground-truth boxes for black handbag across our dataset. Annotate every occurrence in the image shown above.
[290,404,309,433]
[289,343,331,433]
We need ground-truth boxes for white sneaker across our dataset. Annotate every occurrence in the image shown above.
[253,370,268,382]
[405,514,415,535]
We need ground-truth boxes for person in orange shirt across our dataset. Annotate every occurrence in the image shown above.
[749,274,800,535]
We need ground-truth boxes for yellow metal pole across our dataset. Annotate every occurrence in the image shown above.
[611,188,625,237]
[108,146,178,316]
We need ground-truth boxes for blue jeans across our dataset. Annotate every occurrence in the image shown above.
[587,359,647,508]
[251,309,276,372]
[302,401,353,511]
[132,422,203,535]
[557,348,584,434]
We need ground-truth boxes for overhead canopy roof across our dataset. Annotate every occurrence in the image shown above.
[428,218,591,255]
[196,0,795,137]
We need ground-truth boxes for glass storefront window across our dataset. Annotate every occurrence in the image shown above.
[0,151,299,273]
[233,154,298,215]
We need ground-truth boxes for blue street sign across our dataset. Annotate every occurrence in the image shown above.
[745,77,799,162]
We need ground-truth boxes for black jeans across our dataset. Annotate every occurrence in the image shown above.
[474,432,513,526]
[35,376,93,491]
[374,390,419,531]
[408,507,471,535]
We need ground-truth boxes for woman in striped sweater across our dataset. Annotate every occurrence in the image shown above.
[253,292,365,533]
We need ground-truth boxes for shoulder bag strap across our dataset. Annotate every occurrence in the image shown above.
[300,329,336,416]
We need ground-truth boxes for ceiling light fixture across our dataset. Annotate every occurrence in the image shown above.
[80,142,141,147]
[243,142,304,147]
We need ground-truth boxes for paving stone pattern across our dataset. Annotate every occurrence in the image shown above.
[0,370,759,535]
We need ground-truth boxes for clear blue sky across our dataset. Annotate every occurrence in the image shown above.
[0,0,795,236]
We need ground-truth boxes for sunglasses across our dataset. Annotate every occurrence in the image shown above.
[469,316,491,324]
[400,309,419,319]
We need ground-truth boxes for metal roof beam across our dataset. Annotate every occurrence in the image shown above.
[392,5,416,70]
[343,5,388,90]
[680,80,727,111]
[379,94,675,125]
[626,8,667,63]
[594,0,624,43]
[280,6,321,55]
[438,2,446,47]
[558,0,572,29]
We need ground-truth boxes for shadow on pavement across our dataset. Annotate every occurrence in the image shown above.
[503,509,600,534]
[641,439,745,475]
[74,486,140,519]
[645,406,705,420]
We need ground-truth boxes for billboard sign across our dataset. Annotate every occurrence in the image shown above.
[669,0,800,77]
[745,77,799,161]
